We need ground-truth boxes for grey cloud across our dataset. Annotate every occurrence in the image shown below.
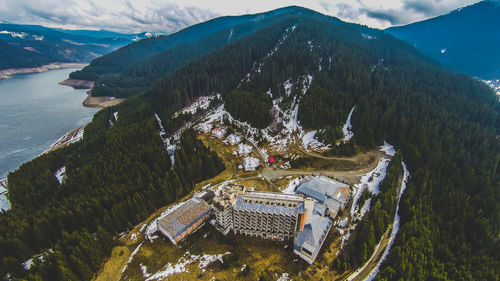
[0,0,218,34]
[403,0,441,15]
[361,8,407,25]
[335,3,361,20]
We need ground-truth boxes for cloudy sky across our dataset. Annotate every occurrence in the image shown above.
[0,0,481,33]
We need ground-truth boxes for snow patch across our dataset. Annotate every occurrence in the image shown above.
[240,25,296,84]
[277,272,290,281]
[283,79,293,97]
[362,33,376,40]
[42,127,85,155]
[379,141,396,156]
[342,106,356,143]
[22,249,53,271]
[140,263,151,278]
[337,217,349,228]
[350,157,391,217]
[302,130,330,152]
[145,251,231,280]
[307,40,313,51]
[174,96,215,118]
[54,166,66,185]
[363,161,410,281]
[281,177,301,194]
[22,259,34,270]
[359,198,371,217]
[0,179,10,212]
[483,79,500,98]
[0,31,27,38]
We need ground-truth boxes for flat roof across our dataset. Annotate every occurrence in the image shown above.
[234,196,304,216]
[243,191,304,202]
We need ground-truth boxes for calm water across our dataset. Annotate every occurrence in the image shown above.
[0,68,97,178]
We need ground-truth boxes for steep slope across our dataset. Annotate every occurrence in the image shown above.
[0,23,139,70]
[70,6,323,98]
[0,39,51,69]
[0,6,499,281]
[386,0,500,79]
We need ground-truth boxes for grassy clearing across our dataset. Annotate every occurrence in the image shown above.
[93,245,132,281]
[122,224,312,281]
[233,178,278,192]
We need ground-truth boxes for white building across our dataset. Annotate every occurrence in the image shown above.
[212,127,226,138]
[197,123,213,133]
[237,143,252,156]
[243,156,260,171]
[225,134,241,146]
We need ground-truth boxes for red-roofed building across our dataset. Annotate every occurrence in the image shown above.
[268,157,276,164]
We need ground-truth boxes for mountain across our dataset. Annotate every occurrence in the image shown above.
[386,0,500,80]
[0,39,52,69]
[69,6,324,97]
[0,23,144,70]
[1,6,499,281]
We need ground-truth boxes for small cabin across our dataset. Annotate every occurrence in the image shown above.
[212,127,226,138]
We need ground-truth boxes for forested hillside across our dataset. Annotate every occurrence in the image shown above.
[140,10,500,280]
[386,0,500,80]
[0,97,225,280]
[0,39,51,69]
[1,6,499,281]
[68,7,320,98]
[0,23,140,70]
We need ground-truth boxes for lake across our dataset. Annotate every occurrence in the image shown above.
[0,68,97,179]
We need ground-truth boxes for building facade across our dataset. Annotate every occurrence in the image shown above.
[213,185,310,241]
[232,192,307,241]
[212,183,338,264]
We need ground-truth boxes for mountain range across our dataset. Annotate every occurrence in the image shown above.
[386,0,500,80]
[0,23,153,70]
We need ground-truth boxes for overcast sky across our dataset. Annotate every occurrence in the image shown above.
[0,0,482,33]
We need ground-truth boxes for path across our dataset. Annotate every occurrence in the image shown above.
[343,174,405,281]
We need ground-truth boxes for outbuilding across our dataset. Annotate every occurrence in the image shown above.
[157,197,212,245]
[212,127,226,138]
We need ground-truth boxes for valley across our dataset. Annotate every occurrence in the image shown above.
[0,4,498,281]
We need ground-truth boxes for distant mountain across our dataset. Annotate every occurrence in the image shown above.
[386,0,500,80]
[0,23,143,70]
[69,6,324,97]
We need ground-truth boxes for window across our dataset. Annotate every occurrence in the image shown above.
[301,247,313,256]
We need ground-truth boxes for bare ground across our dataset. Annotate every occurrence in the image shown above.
[83,92,125,109]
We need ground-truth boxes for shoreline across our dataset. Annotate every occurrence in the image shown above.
[41,126,85,155]
[0,63,88,80]
[59,78,94,89]
[82,92,125,109]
